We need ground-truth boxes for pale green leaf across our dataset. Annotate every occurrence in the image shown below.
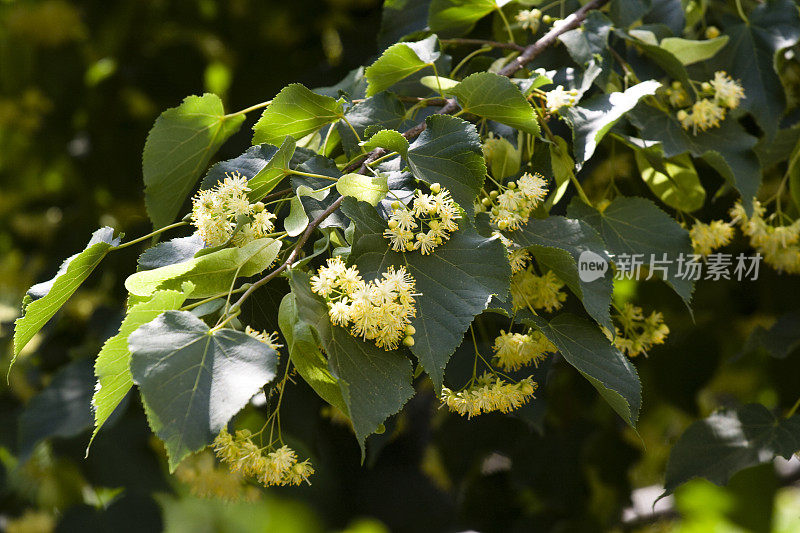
[143,93,244,229]
[336,173,389,206]
[360,129,409,157]
[365,35,440,96]
[659,36,729,65]
[449,72,540,135]
[428,0,501,37]
[634,145,705,212]
[252,84,344,145]
[285,196,309,238]
[420,75,460,92]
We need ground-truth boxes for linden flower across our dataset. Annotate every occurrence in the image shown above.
[510,268,567,312]
[681,98,725,134]
[545,85,578,113]
[311,259,418,350]
[666,81,689,107]
[609,303,670,357]
[441,373,537,418]
[515,8,541,31]
[174,451,258,502]
[190,172,277,247]
[710,71,745,109]
[213,429,314,487]
[690,220,734,256]
[384,184,461,255]
[492,329,557,372]
[244,326,283,351]
[730,199,800,274]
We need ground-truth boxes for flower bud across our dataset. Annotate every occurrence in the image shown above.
[391,201,401,209]
[489,190,499,199]
[388,219,398,229]
[482,197,492,207]
[701,82,711,92]
[252,202,265,213]
[403,336,415,347]
[677,110,688,121]
[430,182,441,194]
[705,26,720,39]
[404,325,416,336]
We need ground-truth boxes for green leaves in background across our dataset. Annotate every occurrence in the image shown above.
[90,286,192,450]
[13,227,120,364]
[336,173,389,206]
[449,72,540,135]
[125,238,281,299]
[143,93,244,229]
[633,145,706,212]
[365,35,440,96]
[659,36,729,65]
[629,106,760,214]
[564,81,661,165]
[569,196,694,305]
[129,310,279,470]
[343,199,510,391]
[508,216,613,331]
[524,313,641,428]
[711,0,800,136]
[428,0,508,37]
[278,293,349,416]
[485,135,520,180]
[338,93,415,156]
[287,270,414,453]
[252,84,344,145]
[663,404,800,495]
[559,11,614,87]
[202,137,296,201]
[406,114,486,215]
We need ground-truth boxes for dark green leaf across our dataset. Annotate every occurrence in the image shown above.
[406,114,486,216]
[523,313,641,428]
[559,11,613,87]
[129,310,279,470]
[287,270,414,453]
[711,0,800,136]
[143,93,244,229]
[13,227,119,363]
[343,199,510,391]
[252,84,344,145]
[378,0,432,49]
[508,216,614,331]
[137,235,204,271]
[568,196,694,305]
[742,311,800,359]
[337,93,415,157]
[663,404,800,495]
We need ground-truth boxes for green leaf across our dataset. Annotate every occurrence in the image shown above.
[629,105,761,214]
[659,36,729,65]
[449,72,540,135]
[252,83,344,145]
[508,216,613,331]
[663,404,800,495]
[336,173,389,206]
[420,75,460,92]
[788,139,800,212]
[90,287,192,450]
[633,145,706,212]
[129,310,279,470]
[143,93,245,229]
[710,0,800,136]
[125,238,281,299]
[545,136,574,209]
[559,11,613,87]
[278,293,349,416]
[365,35,440,96]
[378,0,432,48]
[406,114,486,216]
[19,358,94,459]
[620,32,693,93]
[741,311,800,360]
[287,270,414,453]
[484,135,520,180]
[13,227,119,364]
[428,0,504,37]
[284,196,309,238]
[138,235,205,270]
[564,80,661,165]
[361,129,410,157]
[568,196,694,305]
[523,313,641,428]
[343,199,510,391]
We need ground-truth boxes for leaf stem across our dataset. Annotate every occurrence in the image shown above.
[496,6,517,44]
[441,38,525,52]
[450,46,492,78]
[112,221,189,251]
[287,169,339,181]
[225,100,271,118]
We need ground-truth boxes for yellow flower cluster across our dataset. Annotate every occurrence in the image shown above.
[673,71,744,135]
[515,8,541,32]
[544,86,579,113]
[609,303,669,358]
[244,326,283,351]
[174,451,260,501]
[441,373,537,418]
[496,231,531,274]
[310,257,418,349]
[689,220,734,256]
[383,183,461,254]
[191,172,277,247]
[510,267,567,312]
[730,200,800,274]
[213,429,314,487]
[5,510,55,533]
[476,172,549,231]
[492,329,557,372]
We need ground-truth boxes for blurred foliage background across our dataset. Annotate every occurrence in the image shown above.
[2,0,800,532]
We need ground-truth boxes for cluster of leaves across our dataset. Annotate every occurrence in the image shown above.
[8,0,800,529]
